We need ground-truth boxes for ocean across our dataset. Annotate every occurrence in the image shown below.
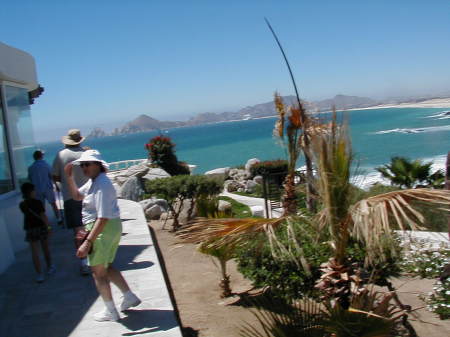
[37,107,450,183]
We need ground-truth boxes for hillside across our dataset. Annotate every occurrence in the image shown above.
[86,94,380,138]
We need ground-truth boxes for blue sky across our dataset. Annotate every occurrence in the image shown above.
[2,0,450,141]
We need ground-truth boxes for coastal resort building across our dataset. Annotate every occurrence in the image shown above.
[0,42,43,273]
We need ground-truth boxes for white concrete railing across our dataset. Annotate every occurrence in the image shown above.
[108,158,148,172]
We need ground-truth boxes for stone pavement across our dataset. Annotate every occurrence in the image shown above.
[0,199,182,337]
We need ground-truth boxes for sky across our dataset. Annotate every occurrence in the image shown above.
[2,0,450,142]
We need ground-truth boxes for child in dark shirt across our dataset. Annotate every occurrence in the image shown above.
[19,183,55,283]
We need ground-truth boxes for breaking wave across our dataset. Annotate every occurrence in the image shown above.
[373,124,450,135]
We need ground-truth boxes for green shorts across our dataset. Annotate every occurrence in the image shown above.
[85,218,122,267]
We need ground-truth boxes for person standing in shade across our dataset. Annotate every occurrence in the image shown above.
[64,150,141,321]
[28,150,62,225]
[52,129,89,275]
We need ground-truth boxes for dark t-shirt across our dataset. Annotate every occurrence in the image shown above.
[19,199,46,230]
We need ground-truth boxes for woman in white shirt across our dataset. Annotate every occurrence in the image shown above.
[64,150,141,322]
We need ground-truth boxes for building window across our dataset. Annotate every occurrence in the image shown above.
[4,86,36,187]
[0,88,14,194]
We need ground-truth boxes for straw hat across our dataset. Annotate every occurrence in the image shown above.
[62,129,85,146]
[72,149,109,170]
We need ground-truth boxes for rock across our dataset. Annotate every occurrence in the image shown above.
[245,180,258,193]
[253,175,263,185]
[142,168,171,181]
[237,187,244,193]
[140,198,169,212]
[245,158,260,175]
[145,204,164,220]
[116,163,150,179]
[160,212,171,220]
[176,199,197,224]
[224,180,243,192]
[118,176,144,201]
[205,167,230,180]
[250,205,264,217]
[218,200,232,212]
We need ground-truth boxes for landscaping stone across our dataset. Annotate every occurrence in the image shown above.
[245,158,260,175]
[142,167,171,182]
[253,175,263,185]
[250,205,264,217]
[205,167,230,180]
[145,204,164,220]
[140,198,169,212]
[224,180,243,192]
[218,200,232,212]
[245,180,258,193]
[118,176,144,201]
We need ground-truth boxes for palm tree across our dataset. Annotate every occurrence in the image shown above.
[376,156,433,188]
[197,241,234,298]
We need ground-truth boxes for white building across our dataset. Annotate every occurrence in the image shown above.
[0,42,43,273]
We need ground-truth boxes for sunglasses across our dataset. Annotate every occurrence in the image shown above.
[80,162,95,168]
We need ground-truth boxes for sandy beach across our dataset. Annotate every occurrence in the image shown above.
[356,97,450,110]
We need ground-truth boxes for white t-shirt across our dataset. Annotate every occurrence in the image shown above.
[52,147,89,201]
[79,173,120,225]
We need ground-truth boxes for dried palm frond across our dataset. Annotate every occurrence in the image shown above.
[274,92,286,138]
[351,188,450,265]
[288,106,302,128]
[177,217,286,249]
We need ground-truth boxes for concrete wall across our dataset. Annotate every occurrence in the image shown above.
[0,42,38,90]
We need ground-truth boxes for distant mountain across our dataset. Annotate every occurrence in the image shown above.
[119,114,184,134]
[86,94,381,138]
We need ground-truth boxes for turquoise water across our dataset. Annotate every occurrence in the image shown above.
[37,107,450,174]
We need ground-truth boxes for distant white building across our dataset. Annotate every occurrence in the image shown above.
[0,42,43,273]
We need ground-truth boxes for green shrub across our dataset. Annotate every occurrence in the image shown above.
[145,175,222,230]
[145,136,190,175]
[422,279,450,320]
[218,196,252,218]
[236,219,401,300]
[250,159,288,178]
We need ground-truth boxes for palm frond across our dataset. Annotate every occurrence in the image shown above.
[177,217,286,249]
[351,188,450,264]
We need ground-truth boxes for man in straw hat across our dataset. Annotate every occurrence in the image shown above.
[52,129,90,275]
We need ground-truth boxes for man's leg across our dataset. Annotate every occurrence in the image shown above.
[64,199,90,275]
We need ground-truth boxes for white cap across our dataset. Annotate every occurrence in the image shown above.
[72,149,109,170]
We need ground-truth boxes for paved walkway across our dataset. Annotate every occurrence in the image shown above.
[0,199,182,337]
[221,191,282,218]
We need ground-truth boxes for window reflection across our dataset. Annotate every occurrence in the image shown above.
[4,86,36,186]
[0,90,14,194]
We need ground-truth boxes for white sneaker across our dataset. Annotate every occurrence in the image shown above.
[36,273,45,283]
[47,265,56,275]
[120,293,142,311]
[93,308,120,322]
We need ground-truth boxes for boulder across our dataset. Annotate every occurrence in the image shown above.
[218,200,232,212]
[204,167,230,180]
[237,187,244,193]
[253,175,263,185]
[145,204,164,220]
[116,163,150,179]
[140,198,169,212]
[245,180,258,193]
[224,180,243,192]
[118,176,144,201]
[142,168,171,181]
[250,205,264,217]
[245,158,260,175]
